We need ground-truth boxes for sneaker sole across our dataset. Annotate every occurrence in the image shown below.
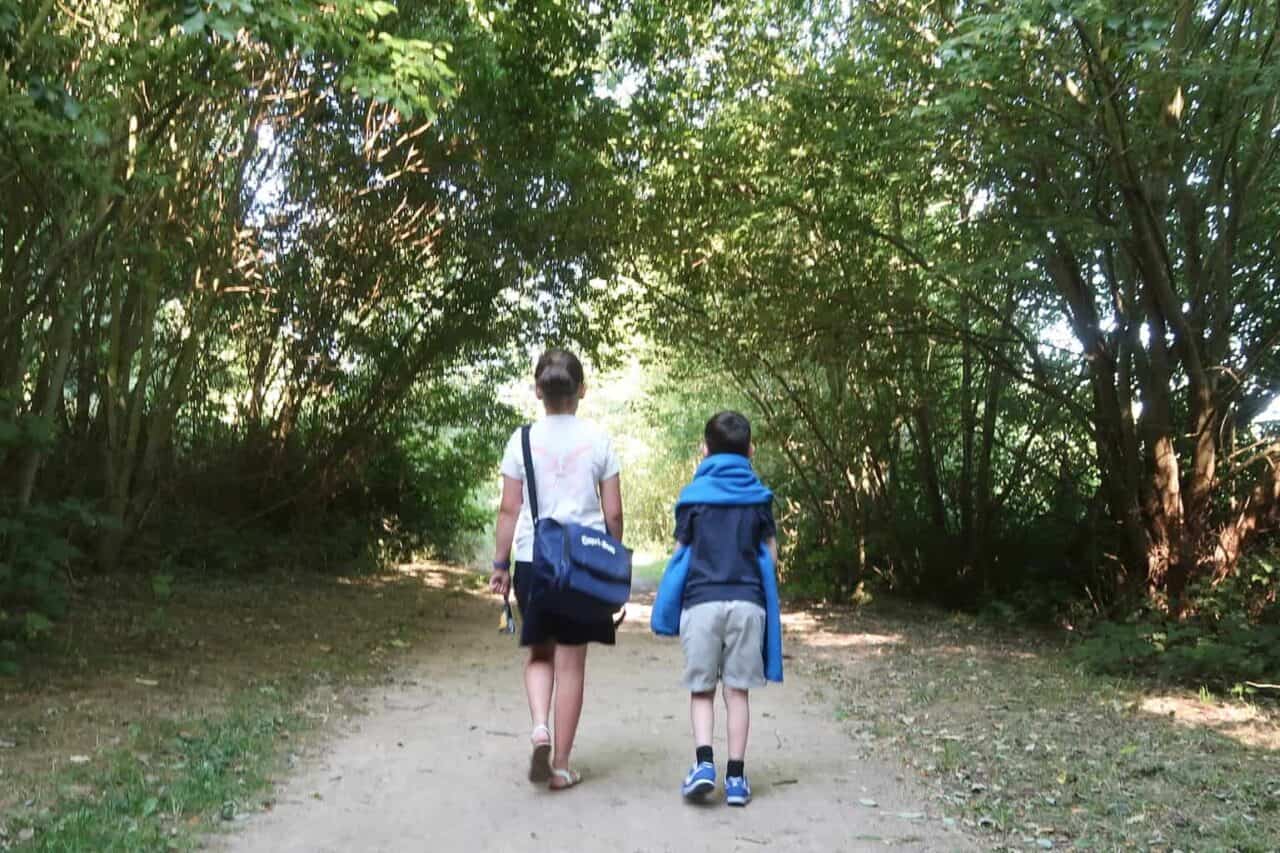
[682,779,715,801]
[725,794,750,807]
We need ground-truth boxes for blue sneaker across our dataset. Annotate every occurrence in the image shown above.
[724,775,751,806]
[681,761,716,800]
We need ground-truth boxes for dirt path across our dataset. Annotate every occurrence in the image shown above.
[222,586,976,852]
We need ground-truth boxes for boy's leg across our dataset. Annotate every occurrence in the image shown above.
[721,601,767,733]
[721,601,766,804]
[723,687,750,762]
[680,603,727,758]
[690,688,715,752]
[680,603,726,799]
[722,687,752,806]
[682,688,717,799]
[551,642,588,771]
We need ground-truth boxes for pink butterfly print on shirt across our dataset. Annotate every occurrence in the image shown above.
[532,442,594,485]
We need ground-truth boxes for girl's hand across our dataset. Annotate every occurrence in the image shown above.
[489,568,511,596]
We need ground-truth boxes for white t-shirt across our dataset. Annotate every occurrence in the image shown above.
[499,414,621,563]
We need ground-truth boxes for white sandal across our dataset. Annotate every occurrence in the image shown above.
[528,724,552,782]
[548,767,581,790]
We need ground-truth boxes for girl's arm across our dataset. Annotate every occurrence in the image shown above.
[600,474,624,541]
[490,475,523,595]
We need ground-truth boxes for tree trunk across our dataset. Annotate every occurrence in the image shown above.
[1215,459,1280,576]
[910,402,948,533]
[1042,234,1152,590]
[959,315,975,560]
[97,271,159,571]
[14,282,79,508]
[970,361,1004,589]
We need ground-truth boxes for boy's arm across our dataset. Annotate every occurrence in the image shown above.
[759,501,778,565]
[674,504,694,546]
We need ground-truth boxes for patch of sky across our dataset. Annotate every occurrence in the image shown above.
[1037,316,1082,357]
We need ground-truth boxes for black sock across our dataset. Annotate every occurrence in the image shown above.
[696,745,713,765]
[727,759,745,778]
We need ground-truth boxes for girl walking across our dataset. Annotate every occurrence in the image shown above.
[489,349,624,790]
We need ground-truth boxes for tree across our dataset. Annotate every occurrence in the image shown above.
[614,1,1092,602]
[1,0,627,651]
[910,0,1280,604]
[613,0,1280,610]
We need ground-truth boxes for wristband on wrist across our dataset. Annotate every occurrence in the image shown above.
[492,559,510,571]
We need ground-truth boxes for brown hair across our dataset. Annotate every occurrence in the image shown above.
[534,348,584,404]
[705,410,751,456]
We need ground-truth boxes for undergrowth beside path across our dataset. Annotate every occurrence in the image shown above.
[0,563,487,851]
[795,602,1280,852]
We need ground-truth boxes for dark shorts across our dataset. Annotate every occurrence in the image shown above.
[514,561,617,647]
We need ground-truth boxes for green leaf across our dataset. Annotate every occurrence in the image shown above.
[151,574,174,602]
[22,415,54,447]
[24,611,54,641]
[181,11,207,34]
[211,17,239,40]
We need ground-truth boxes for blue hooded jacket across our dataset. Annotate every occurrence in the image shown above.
[650,454,783,682]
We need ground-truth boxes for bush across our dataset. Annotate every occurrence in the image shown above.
[778,511,863,598]
[1073,554,1280,689]
[624,448,697,551]
[0,497,108,672]
[120,379,518,577]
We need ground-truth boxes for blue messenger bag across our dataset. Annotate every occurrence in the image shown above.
[521,425,631,623]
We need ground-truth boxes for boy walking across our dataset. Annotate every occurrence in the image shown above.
[651,411,783,807]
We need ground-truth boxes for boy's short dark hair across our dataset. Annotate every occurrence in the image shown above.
[705,410,751,456]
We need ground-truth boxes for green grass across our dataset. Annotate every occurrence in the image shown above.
[1,564,474,852]
[803,604,1280,851]
[631,554,668,585]
[6,686,302,852]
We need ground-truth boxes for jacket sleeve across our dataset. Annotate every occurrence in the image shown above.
[757,543,784,683]
[651,545,691,636]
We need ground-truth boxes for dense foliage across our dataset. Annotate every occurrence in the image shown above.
[4,0,1279,689]
[612,0,1280,629]
[0,0,624,655]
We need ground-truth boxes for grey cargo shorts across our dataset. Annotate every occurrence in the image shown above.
[679,600,767,691]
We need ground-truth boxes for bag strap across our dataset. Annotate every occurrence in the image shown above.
[521,424,540,523]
